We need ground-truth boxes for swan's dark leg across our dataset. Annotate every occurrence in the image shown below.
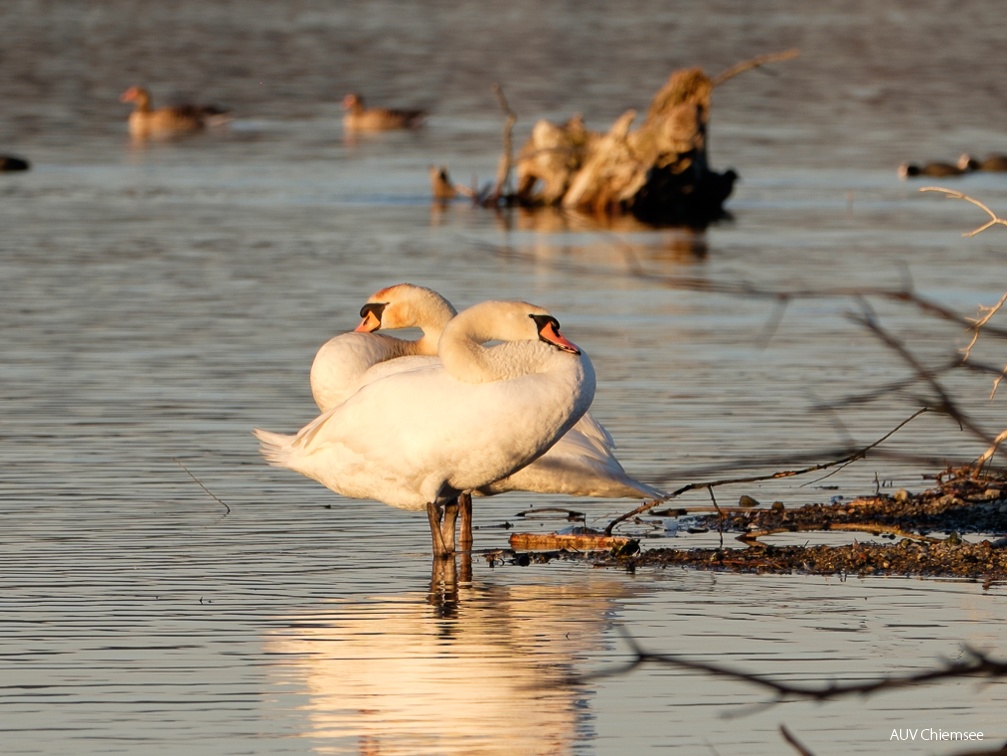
[426,501,451,557]
[440,498,459,555]
[458,491,473,551]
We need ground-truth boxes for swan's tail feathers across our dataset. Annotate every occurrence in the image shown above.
[252,428,296,468]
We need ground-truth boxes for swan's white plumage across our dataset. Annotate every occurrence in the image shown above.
[293,284,664,504]
[482,410,665,499]
[308,283,456,412]
[255,301,596,512]
[309,333,414,412]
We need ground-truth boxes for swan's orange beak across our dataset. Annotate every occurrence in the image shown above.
[354,310,382,332]
[536,317,581,354]
[120,87,138,103]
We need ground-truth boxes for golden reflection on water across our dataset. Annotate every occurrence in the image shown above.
[266,559,634,755]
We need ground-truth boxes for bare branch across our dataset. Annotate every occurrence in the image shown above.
[604,409,928,536]
[780,726,816,756]
[174,458,231,516]
[712,48,801,88]
[850,312,996,451]
[490,83,517,201]
[975,428,1007,469]
[919,186,1007,237]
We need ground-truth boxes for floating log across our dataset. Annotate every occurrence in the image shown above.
[509,531,633,551]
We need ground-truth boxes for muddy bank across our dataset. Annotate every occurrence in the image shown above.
[503,468,1007,584]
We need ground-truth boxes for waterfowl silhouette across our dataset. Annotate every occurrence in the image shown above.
[0,155,29,172]
[958,153,1007,172]
[897,160,968,179]
[120,86,229,138]
[342,93,426,131]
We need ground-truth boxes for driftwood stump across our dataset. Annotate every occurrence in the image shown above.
[433,52,797,226]
[514,67,737,226]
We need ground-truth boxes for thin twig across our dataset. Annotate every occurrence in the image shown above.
[604,409,927,536]
[780,726,816,756]
[174,458,231,516]
[738,521,941,545]
[962,291,1007,364]
[490,83,517,201]
[919,188,1007,399]
[919,186,1007,237]
[975,428,1007,469]
[712,48,800,87]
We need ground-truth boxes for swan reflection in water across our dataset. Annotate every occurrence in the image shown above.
[266,557,637,755]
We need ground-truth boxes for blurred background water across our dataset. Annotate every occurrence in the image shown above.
[2,1,1007,754]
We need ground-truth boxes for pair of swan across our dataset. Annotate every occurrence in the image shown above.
[254,284,662,556]
[312,284,663,501]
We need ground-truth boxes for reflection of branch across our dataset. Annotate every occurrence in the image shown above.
[850,311,995,450]
[574,627,1007,756]
[580,625,1007,705]
[604,409,927,536]
[482,240,1007,339]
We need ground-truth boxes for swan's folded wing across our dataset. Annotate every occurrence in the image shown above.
[569,411,617,455]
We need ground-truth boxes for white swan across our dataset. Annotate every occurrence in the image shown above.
[308,283,456,412]
[337,286,664,500]
[254,300,596,556]
[301,284,664,550]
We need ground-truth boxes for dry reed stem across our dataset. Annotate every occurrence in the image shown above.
[604,409,927,536]
[920,185,1007,237]
[712,48,800,87]
[920,187,1007,461]
[490,83,517,201]
[738,520,942,545]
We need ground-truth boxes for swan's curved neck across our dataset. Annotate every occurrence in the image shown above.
[415,329,444,355]
[439,331,500,383]
[438,301,558,384]
[415,300,457,354]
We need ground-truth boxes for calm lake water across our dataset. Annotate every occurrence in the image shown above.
[3,1,1007,754]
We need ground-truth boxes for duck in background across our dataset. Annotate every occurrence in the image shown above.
[958,152,1007,172]
[897,159,970,179]
[0,155,29,171]
[342,92,426,132]
[120,86,230,139]
[428,165,476,203]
